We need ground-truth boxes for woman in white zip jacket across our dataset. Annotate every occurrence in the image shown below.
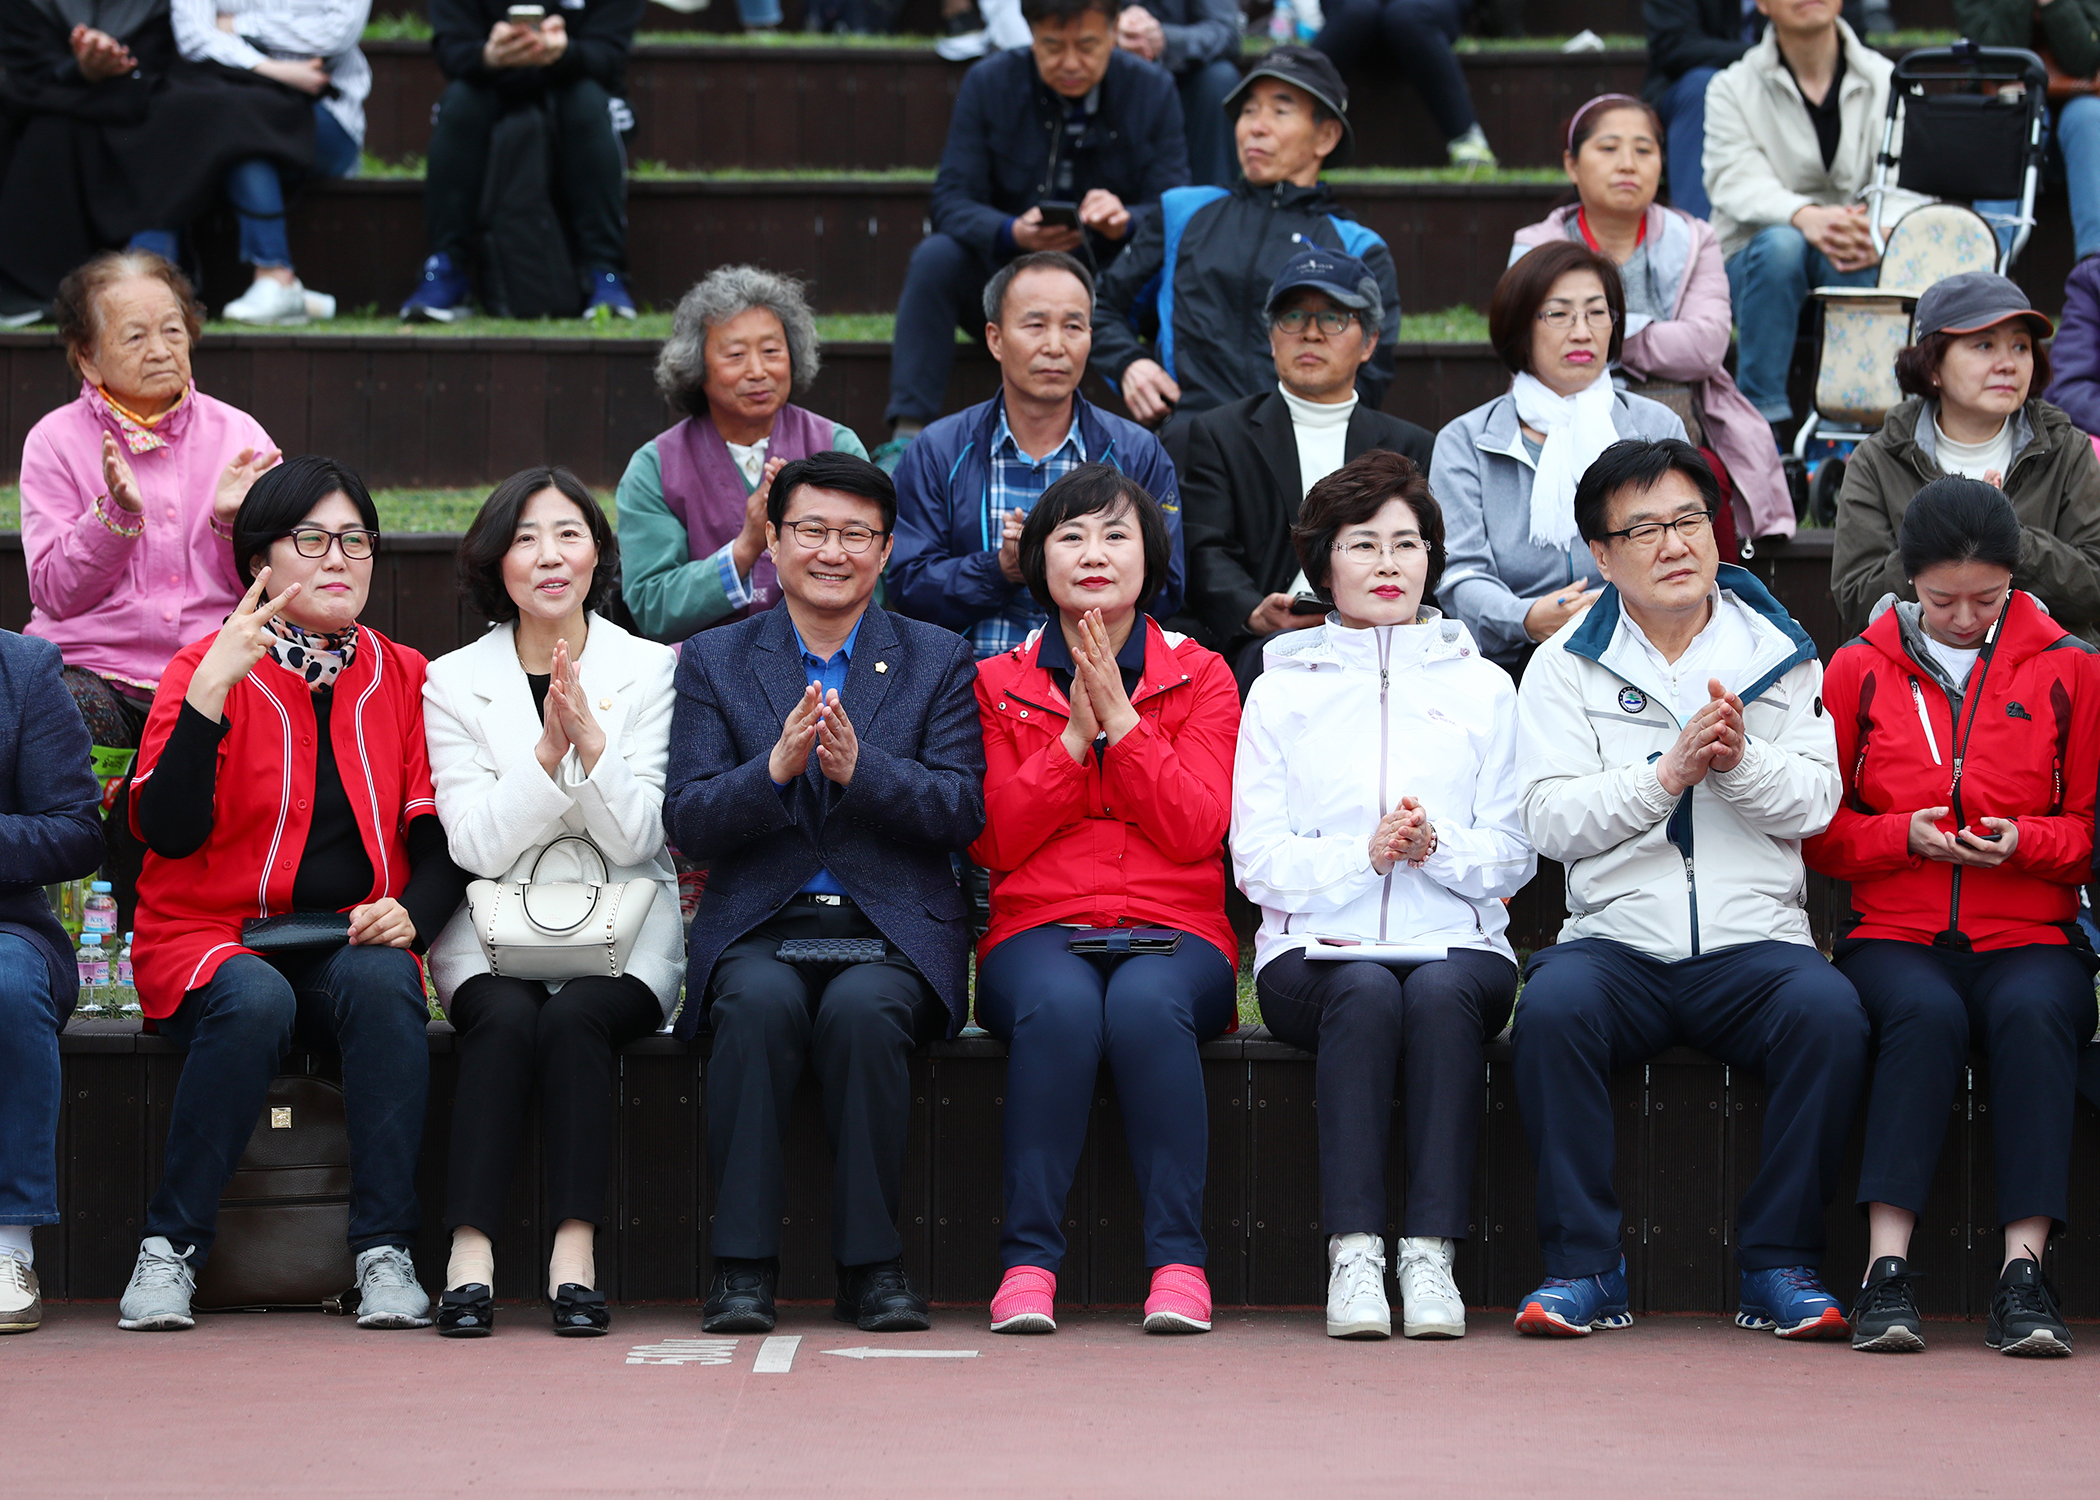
[421,467,684,1339]
[1230,450,1535,1343]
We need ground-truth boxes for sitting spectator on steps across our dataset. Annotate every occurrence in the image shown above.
[1093,46,1401,438]
[1833,274,2100,644]
[2043,251,2100,435]
[399,0,643,323]
[1313,0,1496,170]
[878,0,1188,465]
[1957,0,2100,263]
[1112,0,1242,188]
[1511,437,1867,1344]
[0,0,315,324]
[619,267,868,645]
[1643,0,1759,223]
[1512,94,1794,548]
[1702,0,1925,430]
[170,0,370,326]
[889,252,1185,660]
[1178,245,1434,695]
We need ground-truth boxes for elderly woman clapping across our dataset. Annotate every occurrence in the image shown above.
[617,265,869,643]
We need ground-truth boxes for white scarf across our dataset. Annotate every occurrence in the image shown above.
[1511,371,1620,551]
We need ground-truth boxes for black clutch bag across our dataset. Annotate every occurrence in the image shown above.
[1066,927,1183,956]
[775,937,887,965]
[242,912,354,953]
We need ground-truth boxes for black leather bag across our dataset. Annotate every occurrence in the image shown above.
[190,1075,358,1312]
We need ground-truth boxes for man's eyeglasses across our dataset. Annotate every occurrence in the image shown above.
[1603,511,1714,548]
[276,527,379,560]
[782,521,886,553]
[1273,307,1360,336]
[1535,306,1619,331]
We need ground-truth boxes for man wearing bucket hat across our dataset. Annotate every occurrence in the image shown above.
[1092,45,1402,439]
[1177,244,1435,693]
[1833,271,2100,645]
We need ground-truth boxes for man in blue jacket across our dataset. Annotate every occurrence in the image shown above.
[879,0,1189,462]
[1092,45,1401,438]
[1113,0,1245,188]
[888,251,1185,660]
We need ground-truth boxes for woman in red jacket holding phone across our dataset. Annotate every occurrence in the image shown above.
[970,465,1241,1339]
[1807,477,2100,1359]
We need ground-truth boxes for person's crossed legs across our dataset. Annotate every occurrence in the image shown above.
[1724,224,1878,427]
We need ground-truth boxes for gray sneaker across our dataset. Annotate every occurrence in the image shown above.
[117,1237,197,1330]
[355,1245,432,1329]
[0,1253,41,1333]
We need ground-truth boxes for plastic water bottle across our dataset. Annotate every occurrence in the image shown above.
[115,932,137,1017]
[83,880,118,939]
[76,932,108,1016]
[1268,0,1293,42]
[116,931,134,987]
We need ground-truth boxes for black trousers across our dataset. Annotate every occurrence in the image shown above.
[443,971,662,1235]
[703,901,945,1266]
[424,77,628,272]
[1257,946,1516,1240]
[886,233,999,425]
[1840,938,2093,1229]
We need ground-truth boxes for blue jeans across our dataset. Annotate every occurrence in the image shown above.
[975,924,1236,1273]
[144,945,430,1265]
[1724,224,1878,424]
[1513,938,1868,1279]
[736,0,782,23]
[1977,94,2100,263]
[1657,67,1719,222]
[0,934,68,1228]
[1179,58,1242,189]
[225,104,361,270]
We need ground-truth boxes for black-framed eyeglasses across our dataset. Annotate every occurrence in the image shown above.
[1604,510,1714,547]
[276,526,379,560]
[782,521,887,553]
[1536,306,1620,331]
[1273,307,1360,336]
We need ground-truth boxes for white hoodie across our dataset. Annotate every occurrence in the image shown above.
[1231,611,1535,973]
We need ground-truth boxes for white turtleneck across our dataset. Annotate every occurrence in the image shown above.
[1932,414,2014,486]
[1279,382,1358,498]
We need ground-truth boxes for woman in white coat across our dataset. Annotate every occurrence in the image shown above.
[1231,449,1533,1344]
[422,467,683,1339]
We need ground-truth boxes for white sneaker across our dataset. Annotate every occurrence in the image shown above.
[223,276,312,326]
[355,1245,433,1328]
[1325,1232,1390,1339]
[117,1236,197,1330]
[303,288,337,321]
[0,1252,40,1333]
[1396,1235,1466,1339]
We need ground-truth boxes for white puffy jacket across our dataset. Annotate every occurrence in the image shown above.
[1231,611,1535,973]
[1516,565,1840,960]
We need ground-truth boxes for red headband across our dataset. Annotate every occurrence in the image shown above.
[1567,94,1647,153]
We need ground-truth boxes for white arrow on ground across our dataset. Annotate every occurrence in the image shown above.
[822,1346,979,1360]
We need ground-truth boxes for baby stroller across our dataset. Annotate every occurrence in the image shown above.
[1790,43,2048,525]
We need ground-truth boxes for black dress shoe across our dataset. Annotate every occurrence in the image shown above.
[834,1259,930,1332]
[551,1283,610,1337]
[436,1284,494,1338]
[703,1258,779,1333]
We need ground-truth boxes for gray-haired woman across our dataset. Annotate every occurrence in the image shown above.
[617,265,868,643]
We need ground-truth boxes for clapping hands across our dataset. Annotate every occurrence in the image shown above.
[1656,678,1746,795]
[532,637,606,777]
[1058,609,1141,764]
[769,682,859,787]
[1369,795,1435,876]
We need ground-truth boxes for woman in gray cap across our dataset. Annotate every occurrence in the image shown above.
[1832,271,2100,644]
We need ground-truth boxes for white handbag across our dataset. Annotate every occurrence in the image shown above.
[465,835,657,981]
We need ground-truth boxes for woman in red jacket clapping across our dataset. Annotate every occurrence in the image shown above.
[1808,477,2100,1359]
[971,465,1241,1339]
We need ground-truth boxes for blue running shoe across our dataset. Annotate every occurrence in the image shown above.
[1738,1265,1850,1339]
[401,253,472,323]
[870,434,914,475]
[583,269,637,321]
[1514,1259,1633,1336]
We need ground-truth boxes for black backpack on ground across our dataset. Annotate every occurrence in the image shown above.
[477,100,582,319]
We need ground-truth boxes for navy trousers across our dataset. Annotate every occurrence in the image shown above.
[1513,937,1868,1279]
[886,233,1000,426]
[1839,938,2093,1229]
[975,924,1236,1274]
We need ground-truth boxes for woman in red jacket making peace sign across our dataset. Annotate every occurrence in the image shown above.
[1808,477,2100,1359]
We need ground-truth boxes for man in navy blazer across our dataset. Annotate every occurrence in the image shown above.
[666,450,987,1337]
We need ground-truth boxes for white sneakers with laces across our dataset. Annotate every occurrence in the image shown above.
[1396,1235,1466,1339]
[1326,1232,1391,1339]
[0,1251,40,1333]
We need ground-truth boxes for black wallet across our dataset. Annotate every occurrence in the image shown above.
[1066,927,1182,956]
[775,937,887,965]
[241,912,354,952]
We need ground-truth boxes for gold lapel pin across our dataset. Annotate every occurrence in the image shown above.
[598,697,612,710]
[875,661,888,674]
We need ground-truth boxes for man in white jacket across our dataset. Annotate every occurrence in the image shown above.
[1702,0,1926,426]
[1511,439,1868,1341]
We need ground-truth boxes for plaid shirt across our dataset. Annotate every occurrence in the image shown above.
[968,404,1089,660]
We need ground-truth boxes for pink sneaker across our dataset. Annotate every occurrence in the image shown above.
[1143,1264,1211,1334]
[990,1266,1057,1334]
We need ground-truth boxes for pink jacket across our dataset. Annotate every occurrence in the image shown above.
[21,383,268,689]
[1511,204,1794,542]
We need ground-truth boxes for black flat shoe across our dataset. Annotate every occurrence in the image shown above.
[437,1284,494,1338]
[551,1283,609,1337]
[703,1257,779,1333]
[835,1258,930,1332]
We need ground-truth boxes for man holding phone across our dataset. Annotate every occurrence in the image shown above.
[401,0,644,323]
[876,0,1190,470]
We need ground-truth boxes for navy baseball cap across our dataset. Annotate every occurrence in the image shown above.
[1224,45,1356,164]
[1264,245,1385,326]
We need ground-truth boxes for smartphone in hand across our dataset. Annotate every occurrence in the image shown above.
[506,4,546,27]
[1036,200,1081,230]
